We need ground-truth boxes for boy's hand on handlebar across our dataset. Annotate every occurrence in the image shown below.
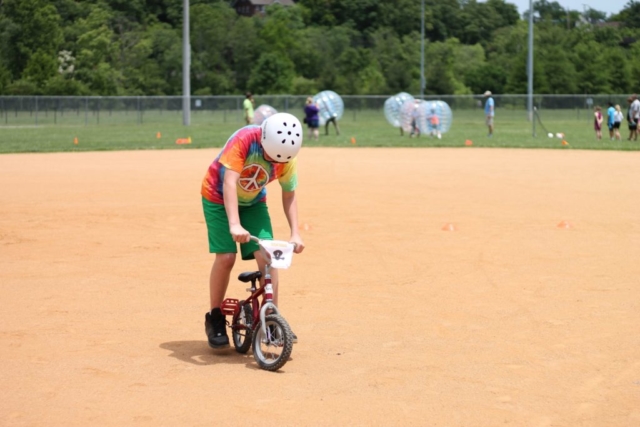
[290,234,304,254]
[230,224,250,243]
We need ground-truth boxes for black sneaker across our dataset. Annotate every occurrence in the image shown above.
[205,308,229,349]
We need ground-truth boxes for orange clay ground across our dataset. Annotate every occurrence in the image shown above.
[1,148,639,427]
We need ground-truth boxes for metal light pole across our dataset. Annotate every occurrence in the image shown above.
[182,0,191,126]
[527,0,534,135]
[420,0,425,99]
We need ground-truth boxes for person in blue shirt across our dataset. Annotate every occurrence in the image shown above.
[484,91,495,137]
[606,102,616,140]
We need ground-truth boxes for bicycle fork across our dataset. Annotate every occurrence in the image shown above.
[259,266,280,338]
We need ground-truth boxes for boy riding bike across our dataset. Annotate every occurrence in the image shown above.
[201,112,305,349]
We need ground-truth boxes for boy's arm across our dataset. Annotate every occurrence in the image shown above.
[223,169,250,243]
[282,190,304,254]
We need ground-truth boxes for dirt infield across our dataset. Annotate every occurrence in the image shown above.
[1,147,639,427]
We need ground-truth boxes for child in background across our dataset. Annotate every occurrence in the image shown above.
[606,102,616,140]
[593,106,603,140]
[613,104,623,141]
[429,109,441,139]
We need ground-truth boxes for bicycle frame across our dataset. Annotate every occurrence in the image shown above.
[221,236,283,338]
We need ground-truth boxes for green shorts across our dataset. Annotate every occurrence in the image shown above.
[202,197,273,260]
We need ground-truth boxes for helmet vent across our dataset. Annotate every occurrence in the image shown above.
[277,130,282,134]
[281,139,286,144]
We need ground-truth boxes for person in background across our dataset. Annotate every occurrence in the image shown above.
[626,97,637,141]
[243,92,255,125]
[428,106,441,139]
[631,94,640,138]
[593,106,603,140]
[613,104,623,141]
[484,91,494,137]
[325,115,340,136]
[607,102,616,140]
[303,97,319,141]
[410,99,421,138]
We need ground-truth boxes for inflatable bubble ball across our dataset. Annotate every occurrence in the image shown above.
[399,99,453,137]
[253,104,278,126]
[384,92,414,127]
[312,91,344,126]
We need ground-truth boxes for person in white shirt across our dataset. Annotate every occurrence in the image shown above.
[630,94,640,130]
[613,104,623,141]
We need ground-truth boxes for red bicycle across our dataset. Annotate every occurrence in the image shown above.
[220,236,295,371]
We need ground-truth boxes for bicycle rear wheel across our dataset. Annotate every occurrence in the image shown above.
[252,314,293,371]
[232,301,253,354]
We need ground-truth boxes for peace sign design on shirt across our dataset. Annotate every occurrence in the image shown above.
[238,163,269,192]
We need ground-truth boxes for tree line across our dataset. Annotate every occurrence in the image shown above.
[1,0,640,97]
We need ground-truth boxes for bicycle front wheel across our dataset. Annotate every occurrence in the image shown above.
[252,314,293,371]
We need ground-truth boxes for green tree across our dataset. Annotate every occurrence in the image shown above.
[248,52,295,94]
[504,50,550,94]
[465,64,507,94]
[487,0,520,27]
[73,6,122,94]
[604,49,631,93]
[228,16,263,92]
[190,3,236,94]
[573,41,611,93]
[22,50,58,89]
[0,65,10,94]
[424,41,457,94]
[539,46,578,93]
[42,75,90,95]
[1,0,63,79]
[370,28,419,93]
[335,47,386,94]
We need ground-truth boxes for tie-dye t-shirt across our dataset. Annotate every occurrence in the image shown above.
[201,125,298,206]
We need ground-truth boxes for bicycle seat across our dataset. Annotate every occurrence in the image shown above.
[238,271,262,283]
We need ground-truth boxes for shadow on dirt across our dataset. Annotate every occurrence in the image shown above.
[159,340,258,369]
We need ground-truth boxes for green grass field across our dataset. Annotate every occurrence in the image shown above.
[1,108,638,153]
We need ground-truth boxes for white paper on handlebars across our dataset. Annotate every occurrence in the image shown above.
[260,240,294,269]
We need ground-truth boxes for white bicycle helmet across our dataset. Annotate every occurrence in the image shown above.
[260,112,303,163]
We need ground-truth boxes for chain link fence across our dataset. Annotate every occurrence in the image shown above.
[0,95,631,126]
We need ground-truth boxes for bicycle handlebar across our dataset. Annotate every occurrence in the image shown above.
[249,235,296,268]
[249,235,297,248]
